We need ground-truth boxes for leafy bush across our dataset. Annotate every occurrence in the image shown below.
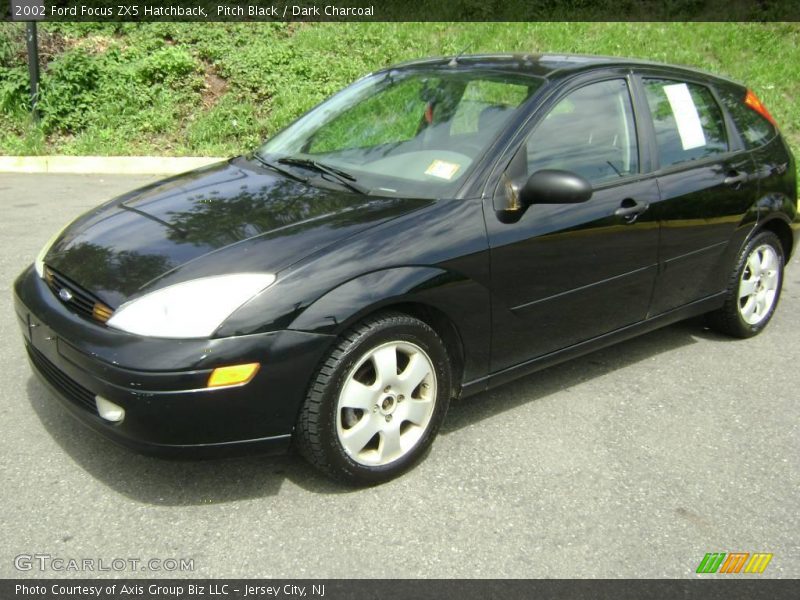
[38,50,101,133]
[135,47,197,85]
[0,66,29,114]
[1,24,23,66]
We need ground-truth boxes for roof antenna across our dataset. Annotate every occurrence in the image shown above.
[448,45,470,67]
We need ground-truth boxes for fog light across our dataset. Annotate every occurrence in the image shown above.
[95,395,125,422]
[207,363,260,388]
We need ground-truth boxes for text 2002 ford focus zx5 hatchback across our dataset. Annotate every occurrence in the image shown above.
[15,54,798,484]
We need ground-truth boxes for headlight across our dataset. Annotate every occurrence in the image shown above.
[35,222,72,278]
[106,273,276,338]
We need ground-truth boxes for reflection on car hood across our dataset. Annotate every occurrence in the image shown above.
[45,156,428,307]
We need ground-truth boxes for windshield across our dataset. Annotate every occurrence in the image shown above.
[257,69,543,198]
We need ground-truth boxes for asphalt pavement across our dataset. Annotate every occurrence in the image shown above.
[0,173,798,578]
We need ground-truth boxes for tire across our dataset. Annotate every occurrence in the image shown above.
[707,230,784,338]
[295,311,452,485]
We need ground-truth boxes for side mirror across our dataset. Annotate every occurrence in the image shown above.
[520,169,593,206]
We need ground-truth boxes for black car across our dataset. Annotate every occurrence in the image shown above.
[14,54,797,485]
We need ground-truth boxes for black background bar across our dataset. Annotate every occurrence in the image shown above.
[3,0,800,22]
[4,579,800,600]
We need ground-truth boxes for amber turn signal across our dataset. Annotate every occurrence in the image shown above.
[744,89,777,126]
[207,363,260,388]
[92,302,114,323]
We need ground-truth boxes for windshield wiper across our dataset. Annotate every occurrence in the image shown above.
[253,153,309,184]
[277,156,369,195]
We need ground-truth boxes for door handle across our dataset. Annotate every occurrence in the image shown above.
[724,171,748,186]
[614,199,649,222]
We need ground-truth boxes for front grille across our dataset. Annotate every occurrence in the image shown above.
[27,344,98,415]
[44,266,114,324]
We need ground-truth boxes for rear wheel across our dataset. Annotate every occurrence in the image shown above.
[708,231,784,338]
[295,312,452,485]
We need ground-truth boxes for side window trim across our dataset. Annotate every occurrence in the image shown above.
[629,73,658,174]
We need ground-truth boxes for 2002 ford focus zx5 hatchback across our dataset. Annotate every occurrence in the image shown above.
[15,54,798,484]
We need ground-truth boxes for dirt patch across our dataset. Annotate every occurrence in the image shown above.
[201,62,229,109]
[75,35,114,54]
[7,28,68,69]
[285,23,308,36]
[17,30,113,70]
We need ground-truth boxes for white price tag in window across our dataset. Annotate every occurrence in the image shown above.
[664,83,706,151]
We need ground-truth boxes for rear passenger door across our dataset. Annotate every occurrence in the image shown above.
[636,75,760,315]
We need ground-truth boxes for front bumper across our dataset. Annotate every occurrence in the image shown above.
[14,265,334,455]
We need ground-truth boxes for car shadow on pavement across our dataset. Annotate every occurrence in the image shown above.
[27,316,740,505]
[440,317,737,434]
[26,379,349,503]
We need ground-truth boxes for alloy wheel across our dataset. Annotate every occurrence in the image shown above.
[336,341,437,466]
[738,243,780,325]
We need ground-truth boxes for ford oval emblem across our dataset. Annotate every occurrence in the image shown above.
[58,288,73,302]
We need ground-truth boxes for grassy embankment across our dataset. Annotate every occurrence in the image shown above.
[0,22,798,157]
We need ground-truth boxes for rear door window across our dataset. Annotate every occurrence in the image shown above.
[643,79,729,168]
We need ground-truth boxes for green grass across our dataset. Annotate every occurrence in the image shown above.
[0,22,798,157]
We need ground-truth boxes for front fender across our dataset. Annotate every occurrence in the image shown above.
[287,266,491,384]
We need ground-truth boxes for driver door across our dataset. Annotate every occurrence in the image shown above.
[486,77,661,372]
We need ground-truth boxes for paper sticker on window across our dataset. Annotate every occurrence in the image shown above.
[663,83,706,150]
[425,160,461,180]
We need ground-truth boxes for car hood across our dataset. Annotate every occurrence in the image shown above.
[45,156,429,307]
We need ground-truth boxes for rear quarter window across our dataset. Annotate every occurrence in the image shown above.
[718,89,778,149]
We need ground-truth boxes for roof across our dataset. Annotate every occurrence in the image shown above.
[384,53,740,87]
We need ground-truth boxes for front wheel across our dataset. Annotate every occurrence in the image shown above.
[708,230,784,338]
[295,312,452,485]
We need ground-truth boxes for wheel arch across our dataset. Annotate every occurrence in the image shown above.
[287,266,491,390]
[374,301,466,397]
[756,216,794,260]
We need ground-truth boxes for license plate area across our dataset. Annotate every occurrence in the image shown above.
[28,317,60,365]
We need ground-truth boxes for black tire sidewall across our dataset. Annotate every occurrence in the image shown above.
[314,317,452,485]
[732,231,784,336]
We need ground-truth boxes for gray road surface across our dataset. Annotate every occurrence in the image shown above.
[0,173,798,578]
